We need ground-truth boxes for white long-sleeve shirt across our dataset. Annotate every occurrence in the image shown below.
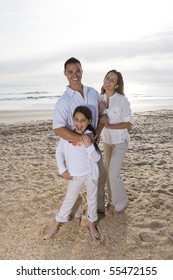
[101,92,133,144]
[56,138,100,181]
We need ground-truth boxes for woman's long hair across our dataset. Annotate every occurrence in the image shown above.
[73,106,101,153]
[101,69,124,95]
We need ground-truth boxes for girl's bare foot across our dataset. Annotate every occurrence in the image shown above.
[43,221,60,240]
[87,222,100,240]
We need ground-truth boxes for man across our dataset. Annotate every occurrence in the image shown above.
[44,57,111,240]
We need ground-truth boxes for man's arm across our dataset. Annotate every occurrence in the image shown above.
[54,126,82,142]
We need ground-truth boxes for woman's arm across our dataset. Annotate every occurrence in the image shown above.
[99,115,132,129]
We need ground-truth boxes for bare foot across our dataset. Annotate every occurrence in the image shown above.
[43,221,60,240]
[105,208,113,217]
[87,222,100,240]
[71,217,81,226]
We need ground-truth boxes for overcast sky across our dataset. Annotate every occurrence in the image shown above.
[0,0,173,87]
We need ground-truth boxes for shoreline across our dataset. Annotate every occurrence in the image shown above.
[0,104,173,124]
[0,109,53,124]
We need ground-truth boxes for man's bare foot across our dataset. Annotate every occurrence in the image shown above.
[43,221,60,240]
[71,217,81,226]
[87,222,100,240]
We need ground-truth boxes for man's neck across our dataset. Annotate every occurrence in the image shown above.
[69,84,84,96]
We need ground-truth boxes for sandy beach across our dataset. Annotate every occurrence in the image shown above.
[0,109,173,260]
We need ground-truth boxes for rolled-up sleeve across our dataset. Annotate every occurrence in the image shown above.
[53,99,69,129]
[121,98,134,124]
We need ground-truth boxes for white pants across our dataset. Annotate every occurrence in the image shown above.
[97,155,107,212]
[56,173,98,223]
[103,140,128,212]
[71,155,107,215]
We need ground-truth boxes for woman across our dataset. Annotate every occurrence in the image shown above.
[99,70,133,212]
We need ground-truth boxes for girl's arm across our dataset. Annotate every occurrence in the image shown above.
[82,135,101,162]
[56,140,73,180]
[86,144,101,162]
[56,139,68,174]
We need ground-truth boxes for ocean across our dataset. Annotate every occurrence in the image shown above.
[0,82,173,113]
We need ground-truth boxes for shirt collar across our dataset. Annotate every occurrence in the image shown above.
[66,85,86,96]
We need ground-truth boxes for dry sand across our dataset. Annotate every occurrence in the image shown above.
[0,109,173,260]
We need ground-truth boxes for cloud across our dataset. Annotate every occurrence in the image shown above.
[0,31,173,80]
[73,31,173,62]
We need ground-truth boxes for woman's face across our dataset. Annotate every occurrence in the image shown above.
[103,72,118,93]
[73,112,91,134]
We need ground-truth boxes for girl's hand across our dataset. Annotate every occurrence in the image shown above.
[61,170,73,180]
[99,115,110,128]
[81,134,92,148]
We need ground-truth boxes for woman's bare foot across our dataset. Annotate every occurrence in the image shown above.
[71,217,81,226]
[87,222,100,240]
[105,208,113,217]
[43,221,60,240]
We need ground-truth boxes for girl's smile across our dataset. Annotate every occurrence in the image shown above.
[73,112,91,134]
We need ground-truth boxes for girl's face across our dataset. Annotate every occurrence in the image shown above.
[103,72,118,93]
[73,112,91,134]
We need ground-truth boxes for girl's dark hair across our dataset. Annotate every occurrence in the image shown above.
[73,106,101,153]
[101,69,124,95]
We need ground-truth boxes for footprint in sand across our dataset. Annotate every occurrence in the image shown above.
[138,219,167,243]
[139,231,162,243]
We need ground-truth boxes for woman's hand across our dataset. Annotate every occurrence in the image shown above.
[99,115,110,128]
[99,100,107,114]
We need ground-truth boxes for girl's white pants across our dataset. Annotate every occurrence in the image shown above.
[56,173,98,223]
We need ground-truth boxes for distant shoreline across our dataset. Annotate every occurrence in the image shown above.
[0,109,53,124]
[0,104,173,124]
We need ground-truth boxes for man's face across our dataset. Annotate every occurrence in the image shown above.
[64,63,83,88]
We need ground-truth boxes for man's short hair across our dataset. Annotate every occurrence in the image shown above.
[64,57,81,70]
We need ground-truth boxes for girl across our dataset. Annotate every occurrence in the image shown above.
[44,106,101,240]
[99,70,133,212]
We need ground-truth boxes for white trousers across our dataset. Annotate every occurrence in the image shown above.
[103,140,128,212]
[97,155,107,212]
[56,173,98,223]
[70,155,107,215]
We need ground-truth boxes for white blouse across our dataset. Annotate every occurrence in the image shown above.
[101,92,133,144]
